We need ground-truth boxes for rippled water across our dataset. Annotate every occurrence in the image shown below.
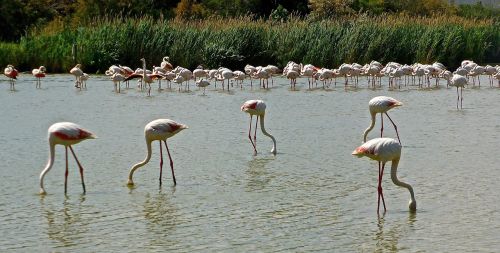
[0,75,499,252]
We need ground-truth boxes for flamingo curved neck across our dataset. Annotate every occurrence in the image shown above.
[390,159,417,211]
[363,112,376,143]
[128,139,152,184]
[39,143,56,194]
[259,115,277,154]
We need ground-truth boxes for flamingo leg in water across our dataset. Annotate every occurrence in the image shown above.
[65,146,69,194]
[377,161,387,213]
[456,87,459,110]
[384,112,401,145]
[163,140,176,185]
[460,87,463,109]
[69,146,86,193]
[254,116,259,151]
[159,141,163,186]
[248,116,257,155]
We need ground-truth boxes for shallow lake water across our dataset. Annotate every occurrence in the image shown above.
[0,75,499,252]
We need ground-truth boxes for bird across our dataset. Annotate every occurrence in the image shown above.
[450,74,467,110]
[39,122,96,195]
[70,64,84,89]
[241,100,277,156]
[111,73,126,93]
[127,119,188,187]
[363,96,402,144]
[195,79,210,95]
[32,66,46,88]
[125,58,164,96]
[352,137,416,213]
[4,64,19,90]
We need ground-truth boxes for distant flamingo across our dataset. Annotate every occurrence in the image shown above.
[450,74,467,110]
[127,119,188,186]
[39,122,96,195]
[195,79,210,95]
[32,66,46,88]
[4,64,19,90]
[70,64,83,89]
[125,58,164,96]
[241,100,277,155]
[363,96,402,144]
[352,137,416,213]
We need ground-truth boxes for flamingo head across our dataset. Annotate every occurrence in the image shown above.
[40,66,46,72]
[409,200,417,212]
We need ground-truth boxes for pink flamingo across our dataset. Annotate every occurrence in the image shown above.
[4,64,19,90]
[125,58,164,96]
[363,96,403,144]
[352,137,416,213]
[241,100,277,156]
[127,119,188,186]
[39,122,96,195]
[32,66,46,88]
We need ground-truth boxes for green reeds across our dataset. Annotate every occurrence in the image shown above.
[0,15,498,73]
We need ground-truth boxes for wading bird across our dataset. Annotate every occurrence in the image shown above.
[70,64,83,89]
[39,122,96,195]
[127,119,188,187]
[363,96,402,144]
[450,74,467,110]
[32,66,46,88]
[125,58,164,96]
[352,137,416,213]
[4,64,18,90]
[241,100,277,156]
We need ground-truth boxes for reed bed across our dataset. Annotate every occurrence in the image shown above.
[0,15,498,73]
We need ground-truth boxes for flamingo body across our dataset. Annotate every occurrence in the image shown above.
[241,100,277,155]
[352,138,416,212]
[39,122,96,194]
[127,119,188,186]
[363,96,403,143]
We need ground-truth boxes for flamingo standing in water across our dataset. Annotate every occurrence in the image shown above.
[39,122,96,195]
[125,58,164,96]
[32,66,46,88]
[127,119,188,186]
[4,64,18,90]
[363,96,403,144]
[70,64,83,89]
[352,137,416,213]
[241,100,277,156]
[450,74,467,110]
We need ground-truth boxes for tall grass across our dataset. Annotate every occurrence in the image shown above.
[0,15,498,73]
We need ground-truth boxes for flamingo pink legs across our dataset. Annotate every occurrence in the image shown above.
[248,115,257,155]
[64,146,86,194]
[377,162,387,213]
[380,113,401,145]
[158,140,176,186]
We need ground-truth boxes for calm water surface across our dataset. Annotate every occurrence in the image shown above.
[0,75,499,252]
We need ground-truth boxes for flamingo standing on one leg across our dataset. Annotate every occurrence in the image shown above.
[39,122,96,195]
[352,137,416,213]
[127,119,188,187]
[32,66,46,88]
[363,96,403,144]
[241,100,277,156]
[4,64,19,90]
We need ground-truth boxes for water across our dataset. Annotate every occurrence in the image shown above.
[1,75,499,252]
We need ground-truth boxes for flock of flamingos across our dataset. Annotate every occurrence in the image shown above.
[3,58,499,214]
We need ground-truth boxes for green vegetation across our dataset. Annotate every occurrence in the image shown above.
[1,0,499,72]
[1,15,497,72]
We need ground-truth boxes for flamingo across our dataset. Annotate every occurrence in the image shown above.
[363,96,402,144]
[39,122,96,195]
[195,79,210,95]
[32,66,46,88]
[70,64,83,89]
[450,74,467,110]
[127,119,188,186]
[352,137,416,213]
[125,58,164,96]
[161,56,173,71]
[111,73,126,92]
[241,100,277,156]
[4,64,19,90]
